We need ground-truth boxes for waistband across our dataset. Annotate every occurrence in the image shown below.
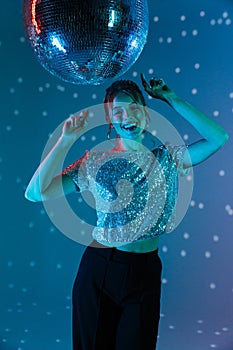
[86,240,159,263]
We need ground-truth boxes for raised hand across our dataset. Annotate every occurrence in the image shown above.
[140,73,175,105]
[61,109,89,143]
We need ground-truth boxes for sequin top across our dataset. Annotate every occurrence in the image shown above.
[62,143,191,245]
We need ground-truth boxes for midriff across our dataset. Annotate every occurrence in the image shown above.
[116,236,159,253]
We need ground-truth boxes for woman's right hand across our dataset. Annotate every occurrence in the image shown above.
[61,109,89,144]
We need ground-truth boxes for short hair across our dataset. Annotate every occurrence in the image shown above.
[104,80,147,117]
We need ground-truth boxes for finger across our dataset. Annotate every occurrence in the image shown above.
[140,73,150,91]
[140,73,147,88]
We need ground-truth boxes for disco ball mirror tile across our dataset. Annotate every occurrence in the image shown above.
[22,0,149,85]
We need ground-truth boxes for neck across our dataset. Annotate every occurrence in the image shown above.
[113,137,145,152]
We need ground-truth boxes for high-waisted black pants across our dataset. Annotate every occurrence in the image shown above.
[72,240,162,350]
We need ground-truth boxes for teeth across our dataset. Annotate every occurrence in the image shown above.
[122,123,137,129]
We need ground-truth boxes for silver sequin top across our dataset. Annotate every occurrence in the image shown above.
[62,144,191,245]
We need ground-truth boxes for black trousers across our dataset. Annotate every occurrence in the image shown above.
[72,240,162,350]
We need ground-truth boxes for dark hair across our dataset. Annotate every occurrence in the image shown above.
[104,80,147,117]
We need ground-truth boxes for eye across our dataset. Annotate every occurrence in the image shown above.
[112,109,123,118]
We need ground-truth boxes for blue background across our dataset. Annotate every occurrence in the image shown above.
[1,0,233,349]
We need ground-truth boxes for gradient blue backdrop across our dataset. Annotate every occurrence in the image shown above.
[1,0,233,349]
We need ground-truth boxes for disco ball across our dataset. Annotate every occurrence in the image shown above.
[22,0,149,85]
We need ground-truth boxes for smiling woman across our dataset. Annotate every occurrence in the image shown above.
[24,75,228,350]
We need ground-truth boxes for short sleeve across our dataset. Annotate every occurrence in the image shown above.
[62,150,89,192]
[164,142,191,177]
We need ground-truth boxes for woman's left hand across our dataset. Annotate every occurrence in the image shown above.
[140,73,176,105]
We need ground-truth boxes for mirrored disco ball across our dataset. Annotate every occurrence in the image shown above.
[22,0,149,85]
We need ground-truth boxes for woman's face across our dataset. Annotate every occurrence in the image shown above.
[109,92,148,140]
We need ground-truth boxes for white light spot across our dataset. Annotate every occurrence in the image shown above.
[210,283,216,289]
[169,325,175,329]
[210,19,216,26]
[158,37,164,43]
[213,110,219,117]
[92,94,97,99]
[153,16,159,22]
[148,68,154,74]
[192,88,198,95]
[184,232,189,239]
[214,331,221,335]
[213,235,219,242]
[180,250,187,257]
[167,37,172,43]
[222,12,228,18]
[56,264,62,269]
[222,327,229,331]
[81,135,86,141]
[197,330,203,334]
[56,339,61,343]
[200,11,205,17]
[162,246,168,253]
[38,86,43,92]
[162,278,168,284]
[151,129,157,136]
[197,319,204,324]
[6,125,12,131]
[190,200,195,207]
[73,93,78,98]
[132,71,138,77]
[42,111,48,117]
[210,345,217,348]
[91,135,96,141]
[175,67,181,73]
[45,83,50,88]
[20,36,26,43]
[205,251,211,258]
[198,202,204,209]
[217,18,223,25]
[219,170,225,176]
[10,88,15,93]
[183,134,189,140]
[225,19,231,25]
[17,77,23,83]
[180,15,186,21]
[57,85,65,92]
[229,92,233,98]
[192,29,198,36]
[194,63,200,69]
[181,30,187,37]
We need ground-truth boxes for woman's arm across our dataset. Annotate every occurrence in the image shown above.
[24,110,88,202]
[140,74,229,168]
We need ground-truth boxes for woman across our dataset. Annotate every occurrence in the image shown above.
[25,74,228,349]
